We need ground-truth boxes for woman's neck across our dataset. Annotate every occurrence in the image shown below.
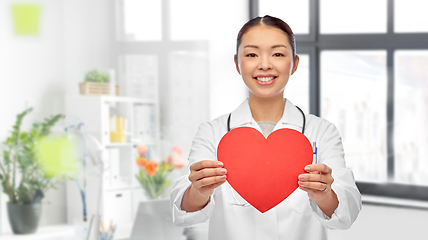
[248,94,285,123]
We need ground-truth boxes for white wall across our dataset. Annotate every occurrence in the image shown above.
[63,0,112,96]
[0,0,66,233]
[0,0,111,233]
[0,0,65,141]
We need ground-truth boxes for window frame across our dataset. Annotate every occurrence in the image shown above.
[111,0,209,137]
[252,0,428,205]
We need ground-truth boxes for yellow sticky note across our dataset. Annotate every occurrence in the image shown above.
[37,135,78,178]
[12,4,41,36]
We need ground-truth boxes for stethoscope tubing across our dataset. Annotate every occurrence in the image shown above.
[226,105,306,134]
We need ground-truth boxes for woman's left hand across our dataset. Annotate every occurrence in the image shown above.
[298,163,334,202]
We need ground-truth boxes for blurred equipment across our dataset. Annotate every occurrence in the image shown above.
[65,122,110,240]
[130,199,185,240]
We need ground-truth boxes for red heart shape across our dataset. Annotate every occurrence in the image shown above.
[217,127,313,213]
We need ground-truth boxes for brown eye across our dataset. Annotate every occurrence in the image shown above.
[246,53,257,57]
[273,53,284,57]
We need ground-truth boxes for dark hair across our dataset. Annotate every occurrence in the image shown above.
[235,15,296,61]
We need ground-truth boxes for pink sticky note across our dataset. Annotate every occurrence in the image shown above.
[217,127,313,213]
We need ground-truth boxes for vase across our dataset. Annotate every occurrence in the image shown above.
[7,202,42,234]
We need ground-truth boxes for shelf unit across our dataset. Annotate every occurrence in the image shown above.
[64,95,160,239]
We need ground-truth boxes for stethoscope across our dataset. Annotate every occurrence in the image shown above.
[226,105,306,134]
[225,105,306,206]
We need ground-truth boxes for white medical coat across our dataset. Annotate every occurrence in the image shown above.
[170,98,362,240]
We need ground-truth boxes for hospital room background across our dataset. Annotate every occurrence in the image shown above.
[1,0,427,239]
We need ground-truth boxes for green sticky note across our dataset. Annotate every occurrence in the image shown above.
[37,135,79,178]
[12,4,41,36]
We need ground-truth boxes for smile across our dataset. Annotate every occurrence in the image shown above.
[256,77,275,82]
[254,76,277,85]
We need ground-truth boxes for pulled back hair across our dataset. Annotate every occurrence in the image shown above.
[235,15,297,61]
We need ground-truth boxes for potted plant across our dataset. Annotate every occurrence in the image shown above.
[0,108,66,234]
[84,69,110,83]
[79,69,121,96]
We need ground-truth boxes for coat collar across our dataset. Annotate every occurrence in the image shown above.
[229,98,305,132]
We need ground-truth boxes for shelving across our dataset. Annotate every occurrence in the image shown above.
[64,95,159,238]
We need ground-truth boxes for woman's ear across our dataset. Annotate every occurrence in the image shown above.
[234,55,241,75]
[291,55,300,75]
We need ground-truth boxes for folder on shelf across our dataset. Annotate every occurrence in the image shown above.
[134,105,156,143]
[110,116,127,143]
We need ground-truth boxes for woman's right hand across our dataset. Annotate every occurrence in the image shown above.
[188,160,227,199]
[181,160,227,212]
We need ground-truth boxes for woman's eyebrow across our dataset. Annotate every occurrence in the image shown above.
[243,44,287,49]
[244,45,258,49]
[272,44,287,49]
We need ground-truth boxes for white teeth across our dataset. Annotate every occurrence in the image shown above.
[256,77,275,82]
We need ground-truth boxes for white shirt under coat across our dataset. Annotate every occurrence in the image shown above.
[170,98,362,240]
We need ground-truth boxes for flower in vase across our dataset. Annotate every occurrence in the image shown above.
[136,144,148,157]
[135,157,147,168]
[166,145,185,169]
[135,144,184,199]
[172,145,183,155]
[145,160,158,176]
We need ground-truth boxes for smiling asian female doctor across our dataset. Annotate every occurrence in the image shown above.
[170,15,362,240]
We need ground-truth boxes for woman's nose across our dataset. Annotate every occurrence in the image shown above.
[258,56,272,70]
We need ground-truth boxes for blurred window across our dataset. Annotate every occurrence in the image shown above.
[166,51,210,145]
[394,0,428,33]
[119,55,158,99]
[394,50,428,186]
[284,54,310,113]
[169,0,209,40]
[321,51,387,183]
[118,0,211,158]
[122,0,162,41]
[320,0,387,34]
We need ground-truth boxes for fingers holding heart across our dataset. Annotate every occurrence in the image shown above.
[188,160,227,198]
[191,173,227,189]
[298,164,334,199]
[298,174,329,190]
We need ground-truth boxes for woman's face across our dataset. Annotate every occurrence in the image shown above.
[235,25,299,100]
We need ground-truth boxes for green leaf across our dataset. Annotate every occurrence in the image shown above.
[10,108,33,143]
[135,164,174,199]
[16,182,34,204]
[39,114,64,137]
[3,151,11,165]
